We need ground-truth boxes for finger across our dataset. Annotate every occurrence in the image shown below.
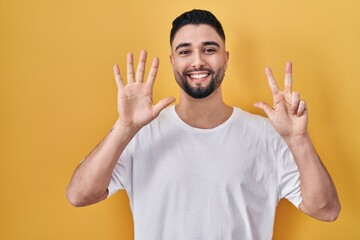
[127,52,135,84]
[296,100,307,117]
[265,67,280,96]
[291,92,300,115]
[254,102,274,118]
[146,57,160,87]
[136,50,147,83]
[284,62,292,94]
[113,64,124,89]
[153,97,176,116]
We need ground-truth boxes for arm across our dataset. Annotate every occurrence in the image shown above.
[66,50,175,207]
[254,62,340,221]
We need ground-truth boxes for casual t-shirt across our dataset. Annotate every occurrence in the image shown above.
[108,106,302,240]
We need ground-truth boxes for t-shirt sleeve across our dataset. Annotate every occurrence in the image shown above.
[275,136,303,208]
[107,143,133,198]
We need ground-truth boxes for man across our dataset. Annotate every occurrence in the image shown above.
[67,9,340,239]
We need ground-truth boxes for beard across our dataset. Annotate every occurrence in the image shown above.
[174,66,226,99]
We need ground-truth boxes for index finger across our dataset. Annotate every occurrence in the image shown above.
[146,57,159,87]
[265,66,280,95]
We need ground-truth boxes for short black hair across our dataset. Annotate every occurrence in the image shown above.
[170,9,225,45]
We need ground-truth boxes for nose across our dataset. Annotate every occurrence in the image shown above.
[191,51,205,69]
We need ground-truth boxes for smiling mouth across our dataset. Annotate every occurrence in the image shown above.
[187,72,210,82]
[189,73,209,79]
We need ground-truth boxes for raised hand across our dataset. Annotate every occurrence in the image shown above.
[254,62,308,139]
[114,50,175,129]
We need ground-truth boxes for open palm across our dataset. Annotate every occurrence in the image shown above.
[114,50,175,129]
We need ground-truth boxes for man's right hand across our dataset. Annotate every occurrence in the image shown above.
[66,51,175,207]
[113,50,175,130]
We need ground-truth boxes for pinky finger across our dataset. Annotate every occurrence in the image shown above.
[113,64,124,89]
[297,100,307,117]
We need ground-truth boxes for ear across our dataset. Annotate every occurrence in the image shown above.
[224,51,229,70]
[169,53,176,71]
[169,53,174,64]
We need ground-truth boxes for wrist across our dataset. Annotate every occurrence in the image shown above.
[112,119,141,136]
[283,132,311,149]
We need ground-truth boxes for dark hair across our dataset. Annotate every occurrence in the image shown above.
[170,9,225,45]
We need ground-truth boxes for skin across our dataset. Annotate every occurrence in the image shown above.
[170,24,232,129]
[66,24,340,222]
[171,25,227,99]
[254,63,340,221]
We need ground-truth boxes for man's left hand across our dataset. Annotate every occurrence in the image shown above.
[254,62,308,139]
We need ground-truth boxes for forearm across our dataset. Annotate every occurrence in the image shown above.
[284,133,340,221]
[66,120,139,207]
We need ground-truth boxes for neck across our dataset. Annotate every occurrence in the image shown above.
[175,87,233,129]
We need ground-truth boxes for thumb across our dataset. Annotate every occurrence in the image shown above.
[153,97,176,116]
[254,102,273,118]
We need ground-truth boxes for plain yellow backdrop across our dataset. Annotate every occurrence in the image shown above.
[1,0,359,239]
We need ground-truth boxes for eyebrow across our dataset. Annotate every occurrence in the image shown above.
[175,41,221,52]
[175,43,191,52]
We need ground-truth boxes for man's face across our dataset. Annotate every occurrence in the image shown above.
[170,24,229,99]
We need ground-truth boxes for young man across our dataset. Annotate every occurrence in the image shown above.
[67,9,340,239]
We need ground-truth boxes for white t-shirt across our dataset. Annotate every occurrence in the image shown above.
[108,106,302,240]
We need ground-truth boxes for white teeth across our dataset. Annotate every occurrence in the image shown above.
[190,74,208,79]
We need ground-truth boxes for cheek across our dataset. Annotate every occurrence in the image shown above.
[172,60,188,72]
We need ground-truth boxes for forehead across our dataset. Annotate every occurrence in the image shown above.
[172,24,224,49]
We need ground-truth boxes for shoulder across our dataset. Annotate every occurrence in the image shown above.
[134,106,176,137]
[230,107,285,145]
[148,105,175,128]
[232,107,273,130]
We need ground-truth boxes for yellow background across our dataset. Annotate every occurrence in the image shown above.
[1,0,359,239]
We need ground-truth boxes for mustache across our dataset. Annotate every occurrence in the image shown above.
[184,67,214,75]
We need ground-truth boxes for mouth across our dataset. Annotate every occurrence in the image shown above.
[187,72,210,83]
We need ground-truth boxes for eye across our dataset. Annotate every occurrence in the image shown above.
[178,50,190,56]
[203,48,216,54]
